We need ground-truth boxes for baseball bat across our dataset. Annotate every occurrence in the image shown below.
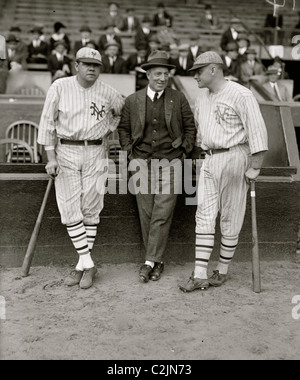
[21,177,54,277]
[250,180,261,293]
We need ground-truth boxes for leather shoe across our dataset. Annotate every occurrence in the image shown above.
[64,270,83,286]
[150,262,164,281]
[80,267,97,289]
[139,264,153,283]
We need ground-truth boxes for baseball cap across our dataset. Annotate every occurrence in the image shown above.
[188,51,224,72]
[76,47,102,65]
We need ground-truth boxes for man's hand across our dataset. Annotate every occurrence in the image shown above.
[45,159,59,178]
[245,167,261,180]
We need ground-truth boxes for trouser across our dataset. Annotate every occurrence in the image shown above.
[130,158,183,263]
[54,142,108,225]
[195,144,251,237]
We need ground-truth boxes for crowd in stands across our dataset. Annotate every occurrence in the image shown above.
[0,2,299,97]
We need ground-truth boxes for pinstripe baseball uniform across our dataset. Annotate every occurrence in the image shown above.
[194,80,268,236]
[38,75,125,225]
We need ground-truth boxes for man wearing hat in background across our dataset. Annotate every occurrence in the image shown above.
[48,40,73,81]
[6,33,28,71]
[27,26,50,64]
[38,47,125,289]
[262,64,293,102]
[73,25,93,55]
[220,17,244,52]
[237,48,266,88]
[179,51,268,292]
[101,41,128,74]
[118,50,196,283]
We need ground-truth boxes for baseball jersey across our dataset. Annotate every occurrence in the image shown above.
[194,80,268,154]
[38,75,125,146]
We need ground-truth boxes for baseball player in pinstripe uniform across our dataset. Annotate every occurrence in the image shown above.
[179,51,268,292]
[38,47,125,289]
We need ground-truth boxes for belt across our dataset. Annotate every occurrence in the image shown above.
[205,148,230,156]
[60,138,103,146]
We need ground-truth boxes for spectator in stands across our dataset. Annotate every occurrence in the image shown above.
[73,25,93,55]
[188,32,202,61]
[48,40,73,82]
[148,35,161,53]
[101,41,128,74]
[153,2,173,28]
[262,64,293,102]
[272,56,289,79]
[198,4,222,30]
[121,8,141,33]
[0,37,8,93]
[86,40,98,50]
[236,32,251,64]
[126,42,149,90]
[101,2,124,33]
[98,24,123,56]
[220,17,243,52]
[6,34,28,71]
[50,22,71,54]
[237,48,266,88]
[135,15,156,51]
[264,12,284,45]
[169,43,194,76]
[156,25,179,51]
[27,26,49,64]
[221,41,239,82]
[8,26,28,58]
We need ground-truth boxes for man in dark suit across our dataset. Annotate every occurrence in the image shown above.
[27,26,49,64]
[73,25,93,55]
[98,24,123,56]
[220,17,243,52]
[264,12,284,45]
[48,40,73,81]
[121,8,141,33]
[126,42,149,90]
[100,41,128,74]
[118,50,196,283]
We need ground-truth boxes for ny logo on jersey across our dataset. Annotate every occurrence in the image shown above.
[215,105,231,124]
[90,102,106,120]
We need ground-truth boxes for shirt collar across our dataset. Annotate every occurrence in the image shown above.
[147,86,164,101]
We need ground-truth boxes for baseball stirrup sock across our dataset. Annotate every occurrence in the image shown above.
[194,234,215,279]
[66,221,90,257]
[85,224,97,252]
[216,235,239,275]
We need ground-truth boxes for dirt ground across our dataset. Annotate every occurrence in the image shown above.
[0,259,299,361]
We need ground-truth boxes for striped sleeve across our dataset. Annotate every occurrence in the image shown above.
[238,94,268,154]
[37,83,59,146]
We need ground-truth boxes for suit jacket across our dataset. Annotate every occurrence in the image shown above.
[221,54,239,77]
[126,53,148,71]
[101,55,129,74]
[198,13,222,29]
[27,41,49,63]
[238,60,265,86]
[118,87,196,157]
[168,56,194,76]
[135,27,156,50]
[48,54,73,77]
[262,81,292,102]
[121,17,141,32]
[220,28,237,51]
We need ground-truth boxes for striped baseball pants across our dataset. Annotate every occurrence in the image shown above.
[195,144,251,236]
[54,142,108,225]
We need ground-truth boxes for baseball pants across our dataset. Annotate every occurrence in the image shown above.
[54,142,108,225]
[196,144,251,237]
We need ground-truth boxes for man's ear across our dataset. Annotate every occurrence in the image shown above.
[74,61,79,72]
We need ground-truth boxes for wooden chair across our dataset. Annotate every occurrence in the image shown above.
[5,120,42,163]
[0,138,34,163]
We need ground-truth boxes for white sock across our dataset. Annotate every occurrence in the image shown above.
[145,260,155,268]
[81,253,95,270]
[76,257,84,272]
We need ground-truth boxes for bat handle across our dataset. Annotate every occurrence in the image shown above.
[250,180,261,293]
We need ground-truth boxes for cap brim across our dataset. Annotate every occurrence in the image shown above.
[140,62,176,71]
[77,58,102,65]
[188,63,210,72]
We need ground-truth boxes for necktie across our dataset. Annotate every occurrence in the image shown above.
[153,92,159,102]
[273,83,282,101]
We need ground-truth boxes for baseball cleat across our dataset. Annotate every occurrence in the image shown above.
[150,262,164,281]
[79,266,97,289]
[64,270,84,286]
[208,270,227,287]
[179,272,210,292]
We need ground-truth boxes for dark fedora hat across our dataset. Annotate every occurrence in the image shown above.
[141,50,175,71]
